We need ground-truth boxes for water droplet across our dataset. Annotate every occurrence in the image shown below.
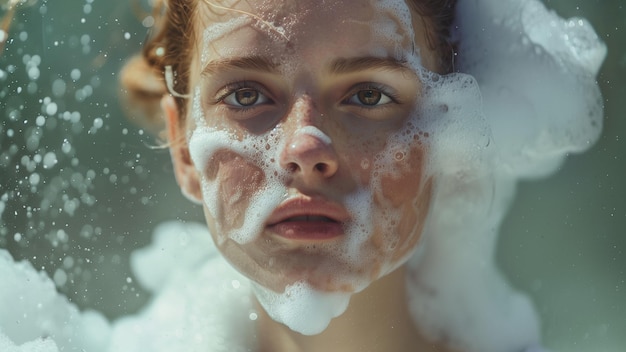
[53,268,68,287]
[29,173,40,186]
[52,79,67,97]
[142,15,155,28]
[71,68,81,81]
[61,139,72,154]
[45,102,58,116]
[35,115,46,126]
[43,152,58,169]
[93,117,103,129]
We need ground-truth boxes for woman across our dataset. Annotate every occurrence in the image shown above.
[120,0,461,350]
[111,0,606,351]
[0,0,606,351]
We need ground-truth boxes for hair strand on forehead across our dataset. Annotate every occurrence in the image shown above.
[202,0,289,41]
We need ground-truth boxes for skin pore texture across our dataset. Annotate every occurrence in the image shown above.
[163,0,453,350]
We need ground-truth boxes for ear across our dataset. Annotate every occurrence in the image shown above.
[161,95,203,204]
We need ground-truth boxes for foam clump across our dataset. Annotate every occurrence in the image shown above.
[108,221,256,352]
[0,222,257,352]
[405,0,606,351]
[453,0,606,178]
[129,221,215,293]
[0,332,58,352]
[253,281,351,336]
[0,250,110,352]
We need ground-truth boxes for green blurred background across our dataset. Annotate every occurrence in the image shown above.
[0,0,624,351]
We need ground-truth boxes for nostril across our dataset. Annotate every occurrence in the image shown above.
[314,163,327,174]
[287,162,299,173]
[279,130,339,178]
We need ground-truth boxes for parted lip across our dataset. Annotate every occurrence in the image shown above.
[266,196,350,226]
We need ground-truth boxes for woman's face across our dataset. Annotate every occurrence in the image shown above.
[173,0,438,294]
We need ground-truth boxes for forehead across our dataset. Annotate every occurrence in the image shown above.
[195,0,416,63]
[199,0,405,28]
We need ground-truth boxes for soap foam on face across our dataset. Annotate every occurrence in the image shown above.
[295,126,331,145]
[189,88,288,245]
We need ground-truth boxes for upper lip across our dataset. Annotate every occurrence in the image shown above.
[266,196,350,226]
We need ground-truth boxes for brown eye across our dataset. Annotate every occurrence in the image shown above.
[357,89,382,105]
[222,86,271,108]
[344,85,394,108]
[235,88,259,106]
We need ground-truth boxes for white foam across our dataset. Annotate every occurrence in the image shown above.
[0,250,111,352]
[108,221,257,352]
[252,280,351,335]
[403,0,606,351]
[201,16,252,66]
[188,124,286,245]
[342,188,375,264]
[295,126,331,145]
[0,332,59,352]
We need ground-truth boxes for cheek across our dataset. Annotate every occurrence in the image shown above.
[377,145,432,259]
[205,150,267,230]
[380,145,425,206]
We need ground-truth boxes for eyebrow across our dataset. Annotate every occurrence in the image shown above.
[328,56,410,75]
[201,55,410,77]
[201,56,279,76]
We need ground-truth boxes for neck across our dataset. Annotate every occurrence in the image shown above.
[255,265,451,352]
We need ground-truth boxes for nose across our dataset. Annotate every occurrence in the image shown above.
[279,126,339,179]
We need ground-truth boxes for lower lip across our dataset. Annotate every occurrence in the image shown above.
[268,221,344,241]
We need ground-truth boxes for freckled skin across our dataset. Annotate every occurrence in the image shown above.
[185,0,438,294]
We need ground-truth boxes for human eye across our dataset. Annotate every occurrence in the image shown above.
[216,81,273,109]
[342,83,398,108]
